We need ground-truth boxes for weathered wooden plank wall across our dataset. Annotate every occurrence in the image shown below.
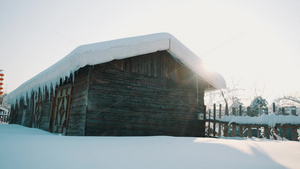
[9,88,53,131]
[38,89,52,131]
[85,51,207,136]
[10,102,21,125]
[67,66,91,136]
[9,95,31,126]
[9,51,209,137]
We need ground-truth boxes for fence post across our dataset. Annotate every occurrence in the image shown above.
[232,124,236,137]
[264,126,270,139]
[282,126,287,138]
[248,125,252,138]
[292,126,298,141]
[240,126,243,137]
[273,103,276,113]
[219,104,222,137]
[213,104,216,137]
[239,105,242,116]
[225,103,229,116]
[273,127,278,140]
[208,109,211,136]
[224,123,228,137]
[204,105,207,136]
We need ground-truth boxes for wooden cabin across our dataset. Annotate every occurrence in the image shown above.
[5,33,226,137]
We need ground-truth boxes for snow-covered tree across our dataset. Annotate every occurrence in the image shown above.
[250,96,268,116]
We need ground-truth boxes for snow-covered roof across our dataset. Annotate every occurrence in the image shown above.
[4,33,226,104]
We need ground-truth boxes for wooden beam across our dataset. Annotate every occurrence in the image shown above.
[232,124,236,137]
[282,126,287,139]
[292,127,298,141]
[264,126,270,139]
[204,105,207,136]
[213,104,216,137]
[224,123,228,137]
[208,109,211,137]
[219,104,221,137]
[240,126,243,137]
[248,125,252,138]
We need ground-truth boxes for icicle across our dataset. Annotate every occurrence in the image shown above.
[52,82,55,97]
[47,84,50,100]
[24,92,28,106]
[72,72,75,84]
[42,85,45,101]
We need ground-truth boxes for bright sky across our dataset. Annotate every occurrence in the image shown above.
[1,0,299,105]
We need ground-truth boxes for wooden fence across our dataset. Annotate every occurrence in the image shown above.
[204,104,300,141]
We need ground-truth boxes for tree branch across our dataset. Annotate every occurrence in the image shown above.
[277,96,300,105]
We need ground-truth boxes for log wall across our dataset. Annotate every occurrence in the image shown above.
[85,51,208,136]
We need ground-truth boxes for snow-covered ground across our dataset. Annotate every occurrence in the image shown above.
[0,124,299,169]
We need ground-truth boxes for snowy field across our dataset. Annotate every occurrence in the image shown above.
[0,124,299,169]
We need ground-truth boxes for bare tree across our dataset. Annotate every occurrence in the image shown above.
[205,79,245,115]
[221,80,245,110]
[275,93,300,107]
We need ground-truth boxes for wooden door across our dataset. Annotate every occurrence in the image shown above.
[50,84,72,135]
[31,92,43,128]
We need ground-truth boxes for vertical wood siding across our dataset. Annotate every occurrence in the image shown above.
[38,88,52,131]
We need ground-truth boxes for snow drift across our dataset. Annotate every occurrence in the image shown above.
[0,124,299,169]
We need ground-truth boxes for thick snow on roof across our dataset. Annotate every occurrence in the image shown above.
[218,114,300,127]
[4,33,226,104]
[0,107,8,114]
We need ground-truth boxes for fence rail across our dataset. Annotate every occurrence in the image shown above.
[204,103,300,141]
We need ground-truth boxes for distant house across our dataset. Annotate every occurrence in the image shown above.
[4,33,226,136]
[0,106,9,123]
[0,96,9,123]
